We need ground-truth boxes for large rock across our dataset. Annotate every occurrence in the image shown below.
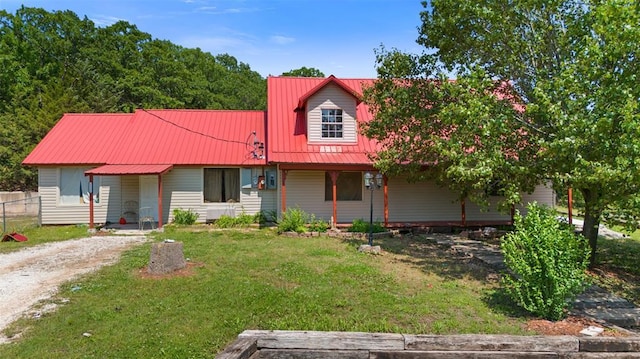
[148,241,186,275]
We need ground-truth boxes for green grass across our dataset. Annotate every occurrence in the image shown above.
[0,228,530,358]
[590,227,640,304]
[0,225,91,254]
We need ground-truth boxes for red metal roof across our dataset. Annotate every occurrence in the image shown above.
[23,110,267,167]
[22,113,132,165]
[85,164,173,175]
[267,76,380,165]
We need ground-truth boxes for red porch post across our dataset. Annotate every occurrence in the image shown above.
[383,175,388,227]
[89,174,94,229]
[280,169,288,214]
[157,174,163,228]
[329,171,340,227]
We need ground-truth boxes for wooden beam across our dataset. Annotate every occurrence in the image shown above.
[329,171,340,227]
[157,174,163,228]
[280,169,288,214]
[89,174,94,229]
[383,175,389,226]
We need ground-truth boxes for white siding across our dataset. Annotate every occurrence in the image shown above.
[38,167,117,225]
[162,167,277,224]
[307,84,358,144]
[387,177,461,222]
[283,171,379,224]
[518,182,556,215]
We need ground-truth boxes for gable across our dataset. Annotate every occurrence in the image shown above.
[306,83,358,144]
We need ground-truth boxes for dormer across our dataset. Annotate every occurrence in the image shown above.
[295,75,361,144]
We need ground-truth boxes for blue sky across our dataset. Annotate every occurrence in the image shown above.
[0,0,427,78]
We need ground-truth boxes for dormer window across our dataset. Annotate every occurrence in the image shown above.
[321,109,343,138]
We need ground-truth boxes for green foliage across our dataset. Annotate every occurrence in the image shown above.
[171,208,199,225]
[348,218,386,233]
[281,66,325,77]
[364,0,640,265]
[213,212,260,228]
[0,7,266,190]
[501,203,591,320]
[277,207,309,233]
[307,216,330,233]
[0,230,529,358]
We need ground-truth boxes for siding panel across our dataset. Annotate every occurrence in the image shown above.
[307,84,357,144]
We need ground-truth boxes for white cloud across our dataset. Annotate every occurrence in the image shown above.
[89,15,126,27]
[270,35,295,45]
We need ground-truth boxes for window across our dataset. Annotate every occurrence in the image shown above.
[204,168,240,203]
[321,109,343,138]
[59,168,100,205]
[324,172,362,201]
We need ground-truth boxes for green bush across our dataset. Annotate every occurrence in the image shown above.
[172,208,199,225]
[214,212,259,228]
[277,207,309,233]
[501,203,590,320]
[214,215,237,228]
[347,218,386,233]
[308,216,330,232]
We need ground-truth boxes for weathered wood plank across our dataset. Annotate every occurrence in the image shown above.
[240,330,404,350]
[258,349,369,359]
[404,334,578,352]
[371,351,559,358]
[215,337,257,359]
[579,337,640,352]
[562,353,640,358]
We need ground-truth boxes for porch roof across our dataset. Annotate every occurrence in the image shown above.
[85,164,173,176]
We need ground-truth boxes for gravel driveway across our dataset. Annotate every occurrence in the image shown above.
[0,236,147,343]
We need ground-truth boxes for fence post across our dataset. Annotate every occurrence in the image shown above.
[2,202,5,233]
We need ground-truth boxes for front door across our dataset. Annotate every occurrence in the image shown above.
[139,175,159,221]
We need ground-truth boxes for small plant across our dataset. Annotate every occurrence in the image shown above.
[501,203,591,321]
[347,218,386,233]
[307,216,330,232]
[214,215,237,228]
[277,207,309,233]
[172,208,199,225]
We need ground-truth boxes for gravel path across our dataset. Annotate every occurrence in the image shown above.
[0,236,147,342]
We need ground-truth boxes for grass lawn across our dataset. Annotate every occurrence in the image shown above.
[0,227,531,358]
[0,225,91,254]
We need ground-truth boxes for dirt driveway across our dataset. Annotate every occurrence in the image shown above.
[0,236,147,343]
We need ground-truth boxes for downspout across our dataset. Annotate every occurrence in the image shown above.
[383,175,388,227]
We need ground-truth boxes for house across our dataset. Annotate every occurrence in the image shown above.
[22,75,554,229]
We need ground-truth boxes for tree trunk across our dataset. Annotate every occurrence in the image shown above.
[581,188,602,268]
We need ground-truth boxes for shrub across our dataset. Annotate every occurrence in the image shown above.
[277,207,309,233]
[214,215,237,228]
[501,203,590,320]
[308,216,330,232]
[172,208,199,225]
[347,218,386,233]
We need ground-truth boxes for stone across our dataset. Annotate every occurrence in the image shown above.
[358,245,382,254]
[148,241,186,275]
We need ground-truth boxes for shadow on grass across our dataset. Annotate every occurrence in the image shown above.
[591,236,640,305]
[342,233,499,282]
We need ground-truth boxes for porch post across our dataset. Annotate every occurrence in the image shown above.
[89,174,94,229]
[280,170,288,214]
[329,171,340,227]
[157,174,163,228]
[383,175,388,227]
[461,197,466,226]
[568,187,573,225]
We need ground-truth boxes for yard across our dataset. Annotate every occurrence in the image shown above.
[0,224,637,358]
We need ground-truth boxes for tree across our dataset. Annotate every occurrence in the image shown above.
[363,0,640,266]
[281,67,325,77]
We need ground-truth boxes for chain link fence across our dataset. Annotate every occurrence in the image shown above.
[1,195,41,234]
